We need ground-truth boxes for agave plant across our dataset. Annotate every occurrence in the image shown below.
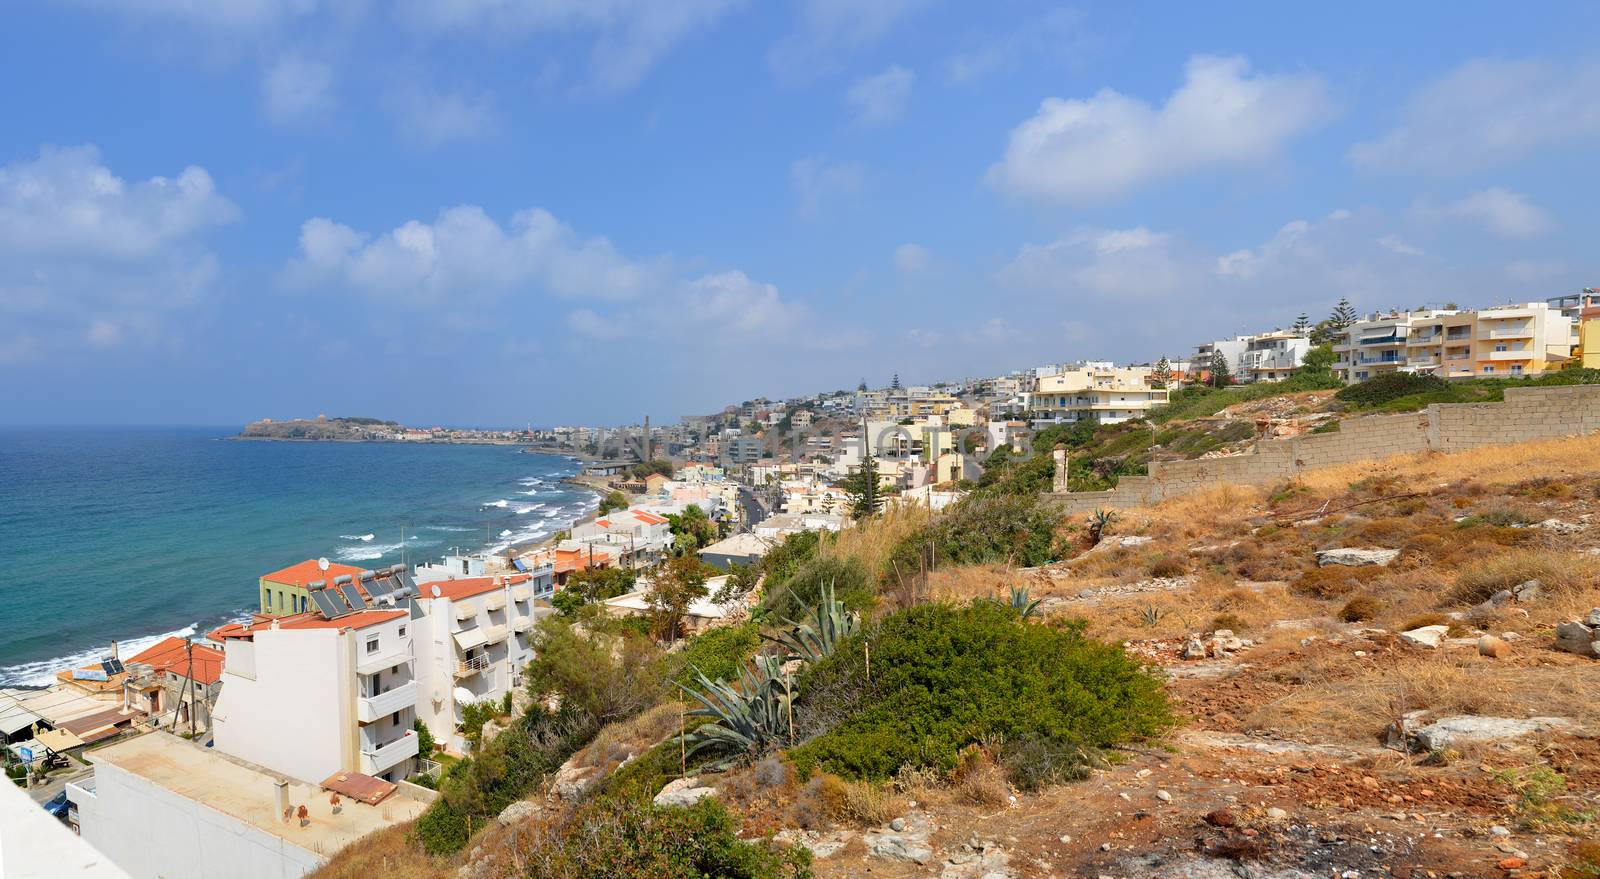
[1087,508,1119,546]
[1009,585,1042,620]
[763,582,859,664]
[677,654,793,769]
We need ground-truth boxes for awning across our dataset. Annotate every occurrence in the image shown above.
[0,707,42,736]
[37,728,85,752]
[453,628,488,651]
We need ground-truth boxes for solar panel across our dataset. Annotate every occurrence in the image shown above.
[311,588,345,619]
[101,658,125,676]
[339,582,368,610]
[364,576,396,598]
[395,572,417,597]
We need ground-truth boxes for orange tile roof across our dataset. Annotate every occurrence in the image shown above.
[209,609,406,639]
[423,573,531,602]
[262,559,367,588]
[631,510,669,525]
[127,636,225,686]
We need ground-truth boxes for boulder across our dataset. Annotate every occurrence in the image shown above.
[497,799,542,826]
[1210,630,1245,654]
[1589,607,1600,628]
[549,764,600,801]
[864,833,932,864]
[1513,580,1543,603]
[1399,625,1449,649]
[1315,547,1400,568]
[1180,638,1207,660]
[1413,715,1574,752]
[1554,620,1600,658]
[1536,518,1584,535]
[1477,635,1511,659]
[653,776,717,808]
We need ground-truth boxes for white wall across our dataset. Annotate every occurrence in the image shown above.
[213,628,349,784]
[76,762,321,879]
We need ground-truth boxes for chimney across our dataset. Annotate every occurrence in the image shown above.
[274,778,290,819]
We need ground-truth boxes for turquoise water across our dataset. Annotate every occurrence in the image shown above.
[0,427,594,684]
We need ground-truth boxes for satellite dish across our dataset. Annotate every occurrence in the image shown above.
[431,585,442,598]
[317,557,330,571]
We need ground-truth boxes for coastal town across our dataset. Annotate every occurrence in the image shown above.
[6,290,1600,878]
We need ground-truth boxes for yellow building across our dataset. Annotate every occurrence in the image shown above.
[1030,364,1168,424]
[1576,319,1600,369]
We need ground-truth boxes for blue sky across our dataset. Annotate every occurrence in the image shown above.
[2,1,1597,427]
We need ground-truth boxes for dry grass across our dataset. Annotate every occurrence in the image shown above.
[925,563,1015,605]
[1451,549,1600,605]
[1072,575,1325,644]
[814,774,904,827]
[1297,433,1600,493]
[952,747,1011,807]
[578,701,680,769]
[308,821,450,879]
[1242,648,1600,746]
[819,502,929,574]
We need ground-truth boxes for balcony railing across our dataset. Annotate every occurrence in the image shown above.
[454,655,491,677]
[1485,327,1534,339]
[360,729,419,775]
[358,679,417,724]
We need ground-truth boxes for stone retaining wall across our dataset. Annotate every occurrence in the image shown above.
[1050,384,1600,514]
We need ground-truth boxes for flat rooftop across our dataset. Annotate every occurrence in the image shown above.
[88,733,428,855]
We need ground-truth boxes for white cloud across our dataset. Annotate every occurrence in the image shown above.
[565,308,625,340]
[398,0,742,92]
[768,0,928,80]
[906,327,941,348]
[283,204,660,303]
[1377,234,1424,257]
[1350,58,1600,172]
[386,88,498,146]
[893,243,931,273]
[986,55,1333,204]
[263,54,336,124]
[960,318,1020,346]
[790,155,864,218]
[944,7,1093,84]
[1003,227,1187,299]
[0,145,236,359]
[845,65,915,125]
[1435,187,1555,238]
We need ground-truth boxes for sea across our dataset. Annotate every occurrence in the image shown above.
[0,427,597,686]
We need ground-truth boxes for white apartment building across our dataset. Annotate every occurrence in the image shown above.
[411,570,553,754]
[1194,331,1310,383]
[570,508,674,568]
[211,606,419,784]
[1338,305,1573,383]
[1029,364,1169,425]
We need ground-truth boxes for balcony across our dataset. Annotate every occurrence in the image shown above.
[356,645,413,676]
[358,679,417,724]
[1485,327,1534,339]
[1486,349,1532,361]
[454,655,491,677]
[360,729,419,775]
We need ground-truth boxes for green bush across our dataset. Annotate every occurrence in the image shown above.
[1335,372,1449,407]
[672,621,764,687]
[789,601,1173,781]
[759,555,873,622]
[760,530,822,595]
[886,492,1061,581]
[522,795,811,879]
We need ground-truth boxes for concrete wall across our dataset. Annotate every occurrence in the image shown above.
[1051,384,1600,514]
[213,628,348,784]
[75,761,321,879]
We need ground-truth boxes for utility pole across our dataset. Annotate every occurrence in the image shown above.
[186,638,197,740]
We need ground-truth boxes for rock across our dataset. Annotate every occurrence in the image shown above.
[1497,857,1527,870]
[1489,825,1510,837]
[1210,630,1245,654]
[1181,638,1207,660]
[865,834,932,864]
[1554,620,1600,658]
[1589,607,1600,627]
[1264,807,1288,821]
[548,764,599,801]
[1412,715,1574,752]
[1155,789,1172,803]
[496,799,542,826]
[889,817,906,831]
[1513,580,1542,602]
[1316,547,1400,568]
[1478,635,1511,659]
[1205,808,1236,827]
[1536,518,1584,534]
[653,777,717,808]
[1399,625,1450,649]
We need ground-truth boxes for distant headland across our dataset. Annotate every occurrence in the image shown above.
[234,416,532,445]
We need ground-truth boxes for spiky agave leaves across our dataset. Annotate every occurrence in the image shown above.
[1009,584,1042,620]
[676,655,794,770]
[763,581,860,664]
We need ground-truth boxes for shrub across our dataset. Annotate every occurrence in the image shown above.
[521,795,812,879]
[885,492,1063,586]
[999,737,1092,792]
[789,601,1173,781]
[1401,613,1449,631]
[1291,565,1382,599]
[953,746,1010,806]
[1148,555,1188,578]
[672,621,764,687]
[1452,550,1600,604]
[1335,373,1449,408]
[820,775,900,826]
[759,555,874,622]
[1339,595,1384,622]
[525,614,669,727]
[1209,612,1249,633]
[1476,504,1539,527]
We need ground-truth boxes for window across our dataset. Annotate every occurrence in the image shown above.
[391,713,402,727]
[1511,364,1523,375]
[366,636,379,654]
[398,626,406,638]
[1483,366,1495,373]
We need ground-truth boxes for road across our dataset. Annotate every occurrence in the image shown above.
[27,763,93,805]
[737,486,769,530]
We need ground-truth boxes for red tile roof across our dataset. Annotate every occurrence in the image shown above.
[261,559,366,588]
[127,636,225,686]
[422,573,530,602]
[209,609,406,639]
[631,510,669,526]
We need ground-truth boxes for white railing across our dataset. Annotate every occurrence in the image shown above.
[454,655,491,677]
[358,680,417,724]
[360,730,419,774]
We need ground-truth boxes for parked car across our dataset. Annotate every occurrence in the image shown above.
[42,790,69,823]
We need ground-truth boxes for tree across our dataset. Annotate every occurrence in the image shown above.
[645,556,712,643]
[1299,343,1337,377]
[1207,350,1233,388]
[598,490,628,516]
[1152,357,1172,388]
[841,454,881,520]
[1329,297,1357,330]
[1291,312,1312,336]
[551,565,636,616]
[890,373,902,390]
[666,504,717,556]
